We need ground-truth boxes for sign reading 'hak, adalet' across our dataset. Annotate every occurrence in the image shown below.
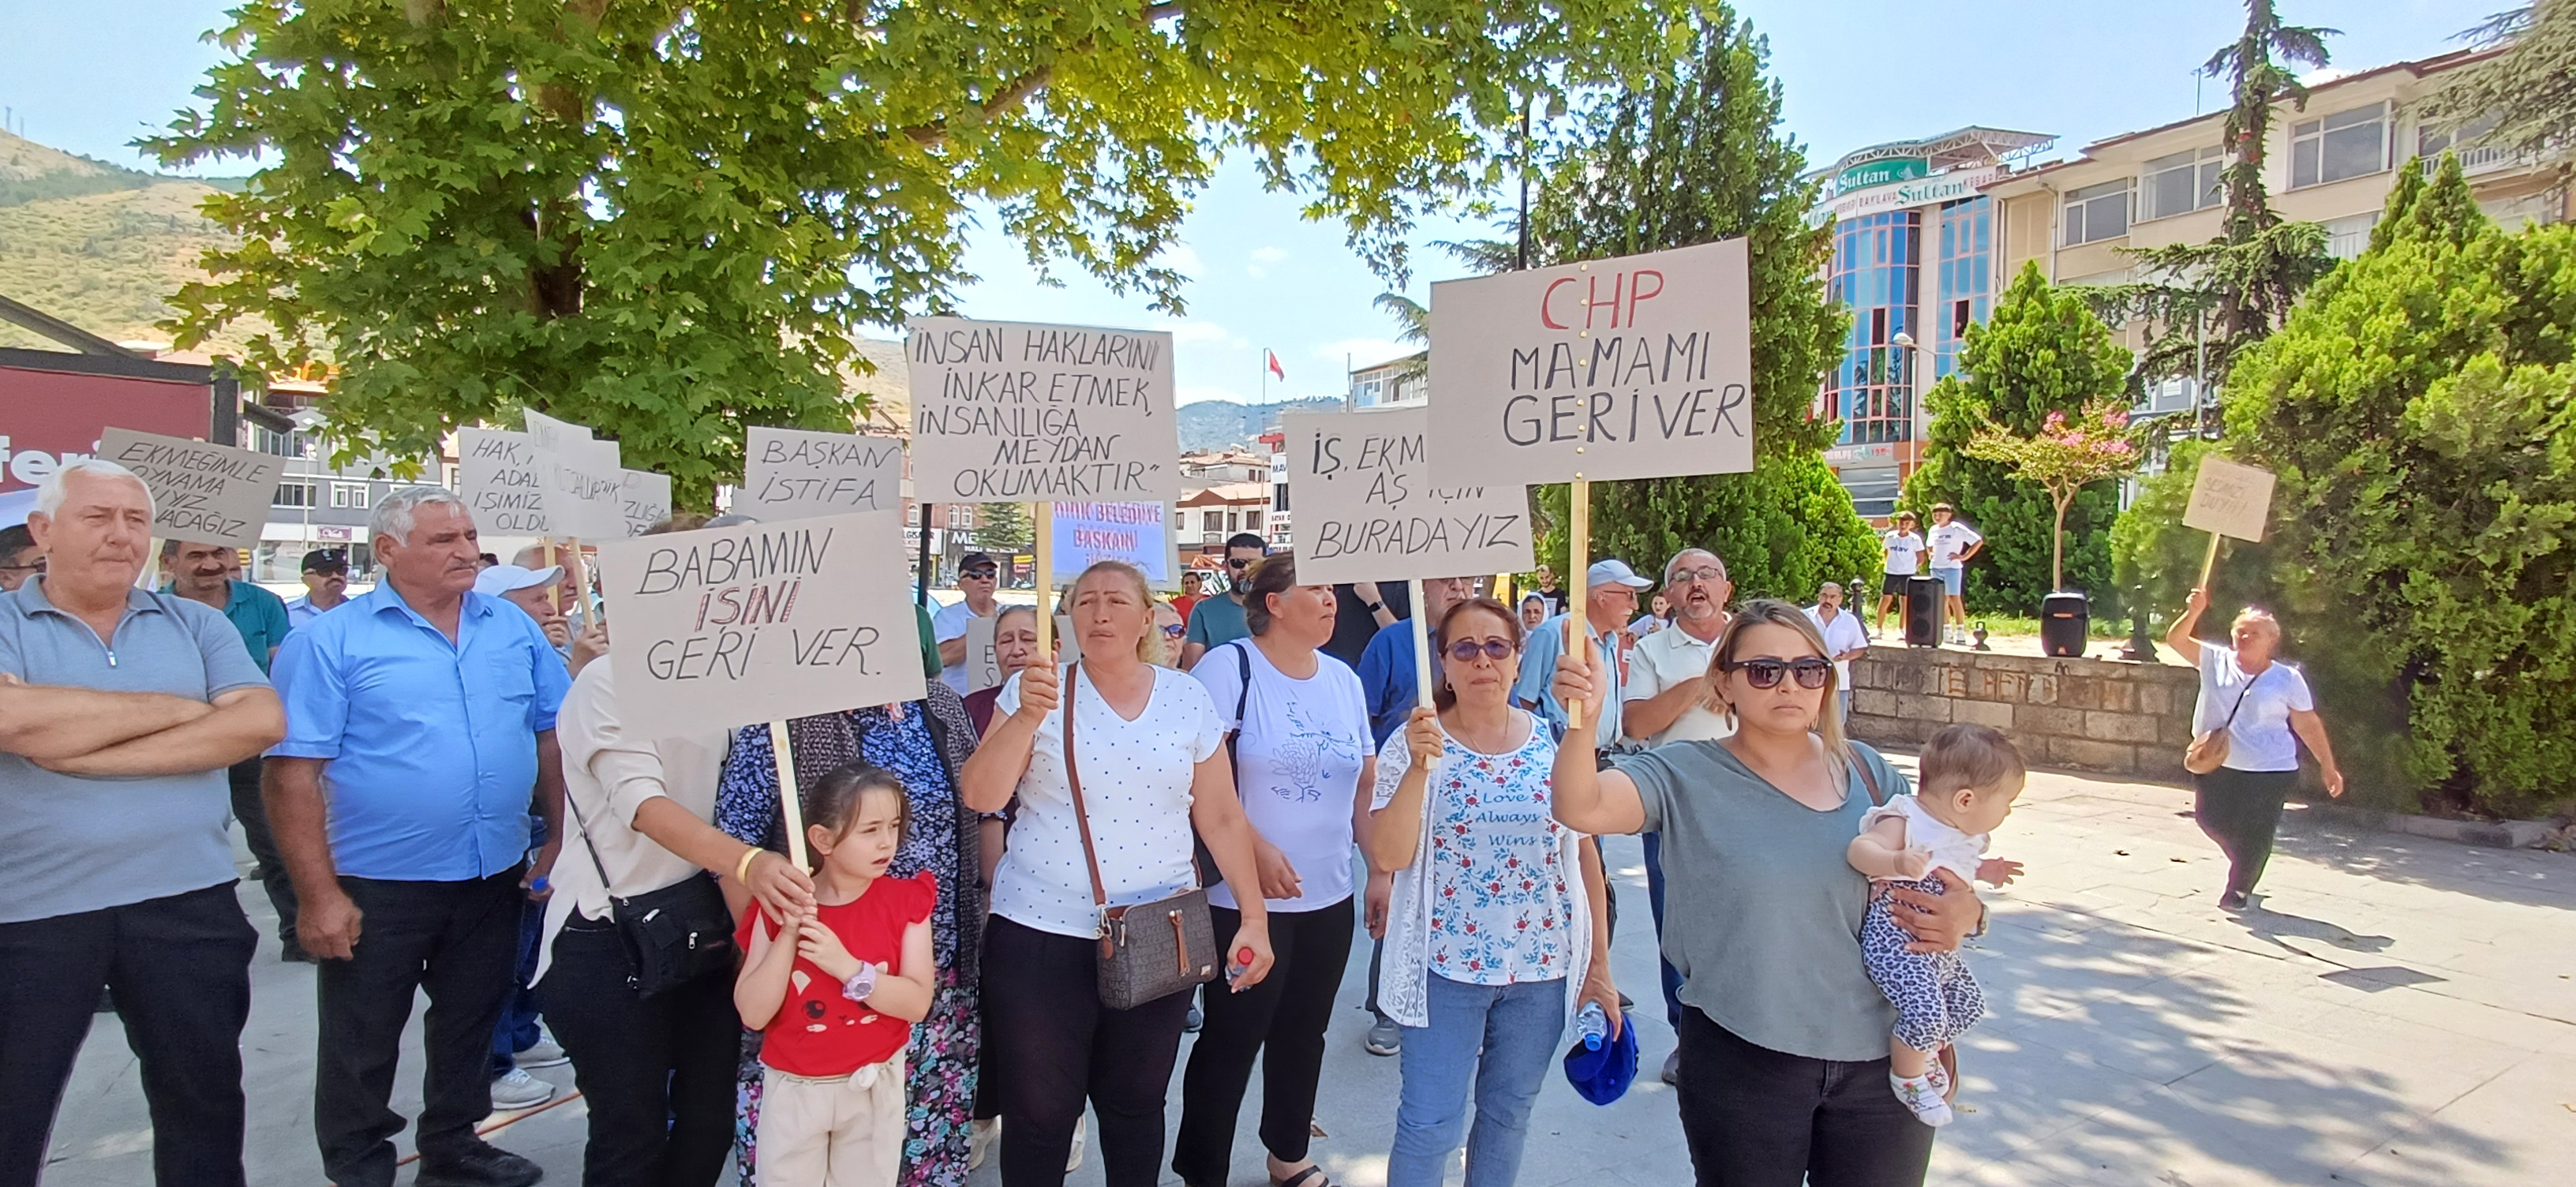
[1425,238,1754,485]
[740,426,904,519]
[591,511,926,740]
[904,316,1178,505]
[1281,406,1532,586]
[456,429,550,536]
[95,427,284,550]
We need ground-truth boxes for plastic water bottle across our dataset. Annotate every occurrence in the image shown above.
[1575,1002,1608,1051]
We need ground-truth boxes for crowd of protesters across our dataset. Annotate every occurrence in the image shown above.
[0,459,2341,1187]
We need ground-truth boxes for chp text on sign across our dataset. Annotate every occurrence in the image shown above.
[905,316,1179,505]
[1281,406,1533,586]
[95,427,283,550]
[1425,238,1754,485]
[592,511,927,740]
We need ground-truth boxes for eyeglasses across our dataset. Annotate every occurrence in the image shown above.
[960,566,998,579]
[0,560,43,575]
[1162,623,1187,638]
[1720,657,1833,690]
[1444,638,1519,663]
[1226,557,1254,569]
[1668,567,1726,584]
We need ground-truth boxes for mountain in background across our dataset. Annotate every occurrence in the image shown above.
[1178,396,1342,452]
[0,129,256,353]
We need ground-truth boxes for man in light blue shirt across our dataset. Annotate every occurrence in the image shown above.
[1514,559,1653,746]
[267,487,568,1187]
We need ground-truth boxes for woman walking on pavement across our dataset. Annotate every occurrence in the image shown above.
[1369,597,1619,1187]
[2166,587,2344,910]
[1173,554,1377,1187]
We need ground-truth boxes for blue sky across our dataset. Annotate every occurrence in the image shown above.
[2,1,2477,405]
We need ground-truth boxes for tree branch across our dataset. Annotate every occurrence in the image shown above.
[900,2,1186,147]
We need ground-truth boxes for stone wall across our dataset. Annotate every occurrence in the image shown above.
[1848,645,2200,781]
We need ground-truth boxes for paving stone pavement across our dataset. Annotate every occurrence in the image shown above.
[42,756,2576,1186]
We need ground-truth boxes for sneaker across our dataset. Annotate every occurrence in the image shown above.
[1890,1072,1954,1127]
[488,1067,556,1112]
[1183,1005,1204,1033]
[1364,1015,1402,1057]
[1660,1050,1680,1085]
[416,1143,544,1187]
[968,1117,1000,1171]
[1066,1115,1088,1174]
[515,1032,569,1069]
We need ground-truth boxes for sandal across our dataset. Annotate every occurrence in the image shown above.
[1278,1167,1336,1187]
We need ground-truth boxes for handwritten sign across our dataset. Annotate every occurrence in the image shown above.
[593,511,925,739]
[904,316,1178,504]
[1049,501,1170,583]
[741,426,903,519]
[2182,456,2277,542]
[538,436,630,540]
[456,429,551,536]
[1283,406,1533,586]
[94,428,283,549]
[964,613,1003,691]
[620,470,672,537]
[524,409,590,451]
[1425,238,1754,485]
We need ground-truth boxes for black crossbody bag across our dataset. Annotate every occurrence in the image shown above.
[564,792,737,998]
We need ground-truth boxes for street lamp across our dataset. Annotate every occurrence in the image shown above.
[1890,331,1933,446]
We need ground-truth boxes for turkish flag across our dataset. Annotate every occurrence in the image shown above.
[1265,350,1286,381]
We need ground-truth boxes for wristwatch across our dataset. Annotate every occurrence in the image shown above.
[1365,599,1385,613]
[841,962,879,1003]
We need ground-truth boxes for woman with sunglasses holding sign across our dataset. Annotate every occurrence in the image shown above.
[1548,601,1986,1187]
[1368,597,1619,1187]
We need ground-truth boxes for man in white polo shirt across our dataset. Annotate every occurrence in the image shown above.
[1927,503,1983,645]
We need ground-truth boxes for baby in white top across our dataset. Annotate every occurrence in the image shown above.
[1846,724,2027,1127]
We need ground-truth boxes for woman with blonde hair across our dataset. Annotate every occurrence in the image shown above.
[2166,587,2343,909]
[1548,599,1986,1186]
[961,560,1276,1187]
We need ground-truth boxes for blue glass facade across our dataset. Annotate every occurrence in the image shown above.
[1827,210,1919,445]
[1934,197,1993,380]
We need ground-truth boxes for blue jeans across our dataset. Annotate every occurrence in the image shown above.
[1388,975,1566,1187]
[1642,832,1686,1033]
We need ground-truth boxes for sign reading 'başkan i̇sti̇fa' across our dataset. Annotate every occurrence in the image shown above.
[739,426,904,519]
[904,316,1180,506]
[1281,406,1532,586]
[1424,238,1756,486]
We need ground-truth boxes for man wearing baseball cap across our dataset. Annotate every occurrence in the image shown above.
[286,549,351,628]
[1514,558,1655,748]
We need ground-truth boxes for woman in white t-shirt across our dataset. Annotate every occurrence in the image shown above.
[1174,552,1375,1187]
[962,560,1276,1185]
[2166,586,2345,910]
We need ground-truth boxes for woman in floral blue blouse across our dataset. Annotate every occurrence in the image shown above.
[1365,596,1619,1187]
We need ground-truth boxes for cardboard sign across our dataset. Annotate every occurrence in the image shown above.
[2182,456,2277,542]
[1282,406,1533,586]
[1425,238,1754,485]
[964,613,1003,691]
[741,426,903,519]
[620,470,672,537]
[593,511,926,740]
[524,408,591,450]
[904,316,1179,504]
[94,427,284,549]
[1050,501,1170,583]
[538,436,630,540]
[456,429,551,536]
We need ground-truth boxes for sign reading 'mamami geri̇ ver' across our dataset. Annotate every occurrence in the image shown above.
[93,427,285,550]
[904,316,1179,505]
[591,511,925,740]
[1281,406,1532,586]
[1424,238,1754,485]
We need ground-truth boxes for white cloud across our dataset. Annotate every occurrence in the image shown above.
[1162,320,1249,348]
[1155,243,1204,279]
[1312,337,1415,371]
[1246,245,1290,279]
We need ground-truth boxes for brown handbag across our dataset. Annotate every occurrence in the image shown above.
[2185,671,2263,776]
[1060,662,1221,1010]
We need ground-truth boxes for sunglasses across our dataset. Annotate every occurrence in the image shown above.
[1444,638,1520,663]
[1721,657,1833,689]
[1226,557,1253,569]
[961,566,998,579]
[1162,623,1187,638]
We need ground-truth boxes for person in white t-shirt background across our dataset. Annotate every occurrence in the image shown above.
[2166,586,2344,911]
[1876,511,1924,635]
[1925,504,1983,645]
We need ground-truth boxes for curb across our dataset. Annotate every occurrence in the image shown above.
[2297,801,2560,851]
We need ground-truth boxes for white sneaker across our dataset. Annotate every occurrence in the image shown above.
[968,1118,999,1170]
[489,1066,556,1111]
[1891,1071,1953,1126]
[1066,1115,1087,1173]
[515,1031,569,1069]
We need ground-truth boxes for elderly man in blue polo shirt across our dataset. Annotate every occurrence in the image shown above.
[266,487,571,1187]
[0,459,286,1187]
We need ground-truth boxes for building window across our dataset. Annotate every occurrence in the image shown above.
[1245,509,1261,530]
[2140,146,2224,221]
[273,482,316,508]
[2417,113,2504,171]
[1934,197,1991,382]
[2323,212,2376,260]
[2062,180,2131,245]
[2291,104,2387,189]
[1823,209,1920,447]
[1202,510,1224,532]
[330,482,370,510]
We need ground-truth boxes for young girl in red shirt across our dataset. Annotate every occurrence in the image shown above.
[736,763,937,1187]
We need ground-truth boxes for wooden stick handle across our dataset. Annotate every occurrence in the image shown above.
[2197,531,2223,590]
[1566,477,1591,732]
[1408,578,1437,771]
[769,720,808,871]
[1032,502,1054,655]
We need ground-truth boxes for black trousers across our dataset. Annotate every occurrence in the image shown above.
[983,915,1194,1187]
[0,882,256,1187]
[229,758,299,949]
[314,870,526,1187]
[1171,898,1356,1185]
[1675,1008,1934,1187]
[536,917,739,1187]
[2194,767,2298,896]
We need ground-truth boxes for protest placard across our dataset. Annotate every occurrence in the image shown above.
[1281,406,1532,586]
[456,429,551,536]
[1424,238,1754,485]
[524,408,590,450]
[95,428,284,550]
[1049,501,1170,584]
[740,426,903,519]
[537,435,629,540]
[592,511,925,740]
[620,470,672,537]
[2182,457,2276,542]
[964,614,1002,691]
[904,316,1180,505]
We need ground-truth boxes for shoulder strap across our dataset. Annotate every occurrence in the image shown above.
[2217,662,2265,728]
[1855,747,1889,807]
[560,784,616,893]
[1058,663,1112,928]
[1222,638,1254,771]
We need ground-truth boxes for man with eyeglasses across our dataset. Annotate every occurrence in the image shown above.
[0,524,39,593]
[933,551,1003,692]
[1514,559,1653,744]
[1178,532,1267,668]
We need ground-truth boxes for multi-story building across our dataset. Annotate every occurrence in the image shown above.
[1347,353,1425,408]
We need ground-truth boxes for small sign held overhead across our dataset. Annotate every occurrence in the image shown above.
[1281,406,1532,586]
[456,429,551,536]
[2181,457,2276,543]
[740,426,904,519]
[904,316,1180,505]
[94,427,284,550]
